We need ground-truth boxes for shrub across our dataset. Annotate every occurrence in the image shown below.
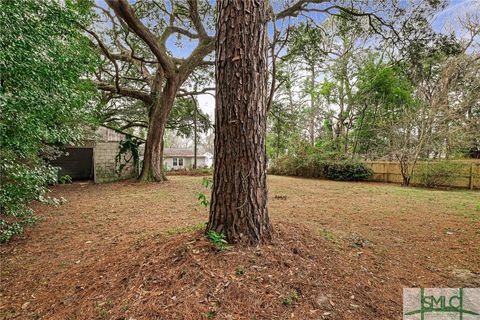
[167,167,213,176]
[0,1,97,241]
[0,157,58,242]
[270,149,373,182]
[417,162,464,188]
[269,143,373,181]
[269,145,328,178]
[323,160,373,181]
[269,154,296,176]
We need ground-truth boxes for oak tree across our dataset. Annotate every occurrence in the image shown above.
[86,0,215,181]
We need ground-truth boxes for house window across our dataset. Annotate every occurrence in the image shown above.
[173,157,183,166]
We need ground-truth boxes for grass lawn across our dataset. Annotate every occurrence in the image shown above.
[1,176,479,319]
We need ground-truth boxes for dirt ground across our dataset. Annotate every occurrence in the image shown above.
[1,175,479,320]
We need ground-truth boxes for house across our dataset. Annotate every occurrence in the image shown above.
[163,148,213,170]
[50,126,142,183]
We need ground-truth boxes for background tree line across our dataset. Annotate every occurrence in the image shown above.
[268,9,480,186]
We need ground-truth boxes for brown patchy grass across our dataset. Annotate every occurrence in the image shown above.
[1,175,479,320]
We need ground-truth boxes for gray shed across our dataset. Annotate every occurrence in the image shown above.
[50,126,142,183]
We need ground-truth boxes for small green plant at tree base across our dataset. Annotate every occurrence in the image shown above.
[206,230,229,250]
[95,300,114,318]
[59,175,72,184]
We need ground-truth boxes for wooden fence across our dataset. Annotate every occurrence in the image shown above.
[363,161,480,190]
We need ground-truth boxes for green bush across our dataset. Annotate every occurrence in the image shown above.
[0,156,58,242]
[323,160,373,181]
[270,147,372,182]
[269,144,328,178]
[417,162,464,188]
[0,1,97,241]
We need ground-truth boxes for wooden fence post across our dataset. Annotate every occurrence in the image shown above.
[469,163,474,190]
[385,163,389,183]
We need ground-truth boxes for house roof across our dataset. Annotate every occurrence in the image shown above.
[78,126,145,143]
[164,148,212,158]
[95,126,128,142]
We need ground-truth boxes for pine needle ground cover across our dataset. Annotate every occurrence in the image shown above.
[1,176,478,319]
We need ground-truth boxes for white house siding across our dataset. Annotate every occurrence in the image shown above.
[163,157,174,170]
[163,155,212,170]
[196,157,208,168]
[204,154,213,167]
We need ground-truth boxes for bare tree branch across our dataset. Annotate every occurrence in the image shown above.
[93,81,152,104]
[177,87,215,97]
[105,0,176,76]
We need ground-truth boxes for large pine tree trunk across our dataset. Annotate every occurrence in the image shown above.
[139,79,179,181]
[207,0,272,244]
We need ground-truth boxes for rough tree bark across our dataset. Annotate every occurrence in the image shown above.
[139,78,180,181]
[206,0,272,244]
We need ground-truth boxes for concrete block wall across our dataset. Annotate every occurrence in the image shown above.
[94,142,137,183]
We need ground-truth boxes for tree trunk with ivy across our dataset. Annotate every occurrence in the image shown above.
[139,78,180,181]
[207,0,272,244]
[193,96,198,169]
